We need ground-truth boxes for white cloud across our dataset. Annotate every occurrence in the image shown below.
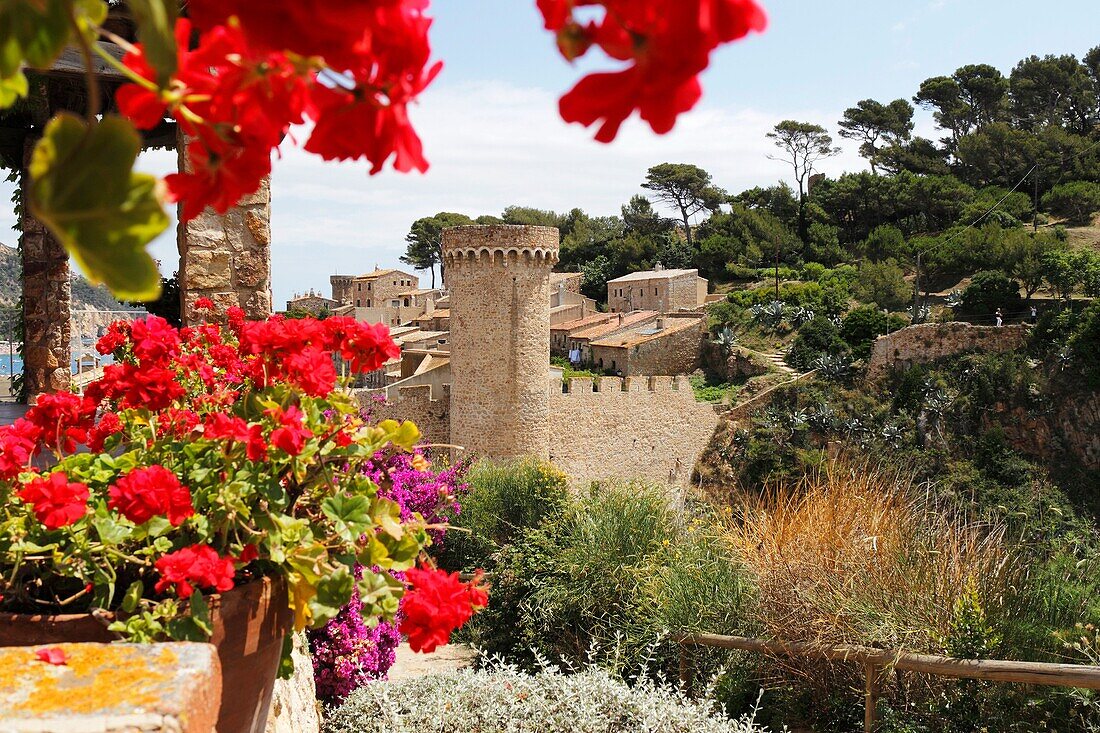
[0,80,868,307]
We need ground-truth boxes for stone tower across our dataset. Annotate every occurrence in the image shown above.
[442,225,559,460]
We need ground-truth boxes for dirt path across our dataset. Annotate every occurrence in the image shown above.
[386,642,477,682]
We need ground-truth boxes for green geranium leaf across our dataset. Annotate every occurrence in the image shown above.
[0,72,27,107]
[29,113,167,300]
[121,580,144,613]
[126,0,177,86]
[92,515,129,545]
[0,0,106,107]
[321,495,373,543]
[310,567,354,625]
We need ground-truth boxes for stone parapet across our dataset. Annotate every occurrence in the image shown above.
[867,322,1029,381]
[0,643,220,733]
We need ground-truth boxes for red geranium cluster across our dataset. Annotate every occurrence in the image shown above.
[116,1,440,221]
[538,0,767,141]
[399,567,489,653]
[17,473,90,530]
[108,466,195,527]
[154,544,237,599]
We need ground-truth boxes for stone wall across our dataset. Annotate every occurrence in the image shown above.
[21,137,71,398]
[177,134,272,325]
[867,323,1029,380]
[549,376,720,488]
[359,384,451,448]
[444,225,558,460]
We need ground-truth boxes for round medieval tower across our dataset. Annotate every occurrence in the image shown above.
[442,225,559,460]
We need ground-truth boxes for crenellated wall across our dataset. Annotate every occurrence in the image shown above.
[548,376,720,488]
[867,323,1029,380]
[359,384,451,448]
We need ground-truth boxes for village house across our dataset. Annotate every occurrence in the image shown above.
[588,314,707,376]
[550,313,616,356]
[606,265,708,313]
[566,310,659,364]
[285,290,341,316]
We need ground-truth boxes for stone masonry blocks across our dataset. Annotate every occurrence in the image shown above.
[177,131,272,326]
[443,225,559,460]
[21,136,71,399]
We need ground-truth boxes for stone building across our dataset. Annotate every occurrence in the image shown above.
[285,290,340,316]
[336,268,421,309]
[606,266,708,313]
[362,225,721,489]
[550,313,615,356]
[588,314,707,376]
[567,311,659,364]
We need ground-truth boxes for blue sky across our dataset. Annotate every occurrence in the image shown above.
[3,0,1098,308]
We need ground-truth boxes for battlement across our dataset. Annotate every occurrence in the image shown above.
[558,375,694,396]
[442,225,560,267]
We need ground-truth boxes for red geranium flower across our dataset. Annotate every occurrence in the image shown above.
[194,297,216,311]
[154,544,237,599]
[268,405,313,457]
[109,465,195,527]
[204,414,267,461]
[18,473,90,530]
[399,567,488,653]
[24,392,97,454]
[86,412,124,453]
[0,419,40,480]
[96,321,131,355]
[34,647,68,666]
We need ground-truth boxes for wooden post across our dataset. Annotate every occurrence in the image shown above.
[864,662,882,733]
[678,640,695,696]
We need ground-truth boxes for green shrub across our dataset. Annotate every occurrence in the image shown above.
[1069,301,1100,388]
[323,661,769,733]
[853,258,910,311]
[691,374,739,404]
[435,459,569,572]
[959,270,1022,319]
[840,306,905,360]
[467,483,752,676]
[1042,181,1100,223]
[787,316,848,371]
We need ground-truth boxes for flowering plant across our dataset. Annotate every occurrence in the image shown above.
[2,0,765,300]
[0,308,486,662]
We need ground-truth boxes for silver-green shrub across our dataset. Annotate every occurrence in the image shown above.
[322,659,772,733]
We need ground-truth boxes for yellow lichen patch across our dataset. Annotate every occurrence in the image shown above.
[1,644,180,716]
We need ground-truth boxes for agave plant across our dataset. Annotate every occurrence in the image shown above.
[945,290,964,310]
[880,424,905,447]
[909,303,931,324]
[752,300,786,330]
[713,326,738,356]
[808,403,837,433]
[813,353,854,383]
[788,306,816,327]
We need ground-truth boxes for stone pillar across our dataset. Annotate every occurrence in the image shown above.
[177,133,272,325]
[443,225,559,460]
[21,135,71,400]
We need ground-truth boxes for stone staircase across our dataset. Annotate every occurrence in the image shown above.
[762,349,798,376]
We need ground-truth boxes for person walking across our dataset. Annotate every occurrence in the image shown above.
[995,308,1004,327]
[1029,305,1038,324]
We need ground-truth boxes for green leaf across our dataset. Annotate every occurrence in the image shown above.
[126,0,177,86]
[121,580,144,613]
[28,113,168,300]
[0,72,27,107]
[92,515,129,545]
[321,495,373,543]
[310,567,354,625]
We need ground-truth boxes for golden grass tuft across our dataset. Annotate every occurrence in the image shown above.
[725,459,1015,655]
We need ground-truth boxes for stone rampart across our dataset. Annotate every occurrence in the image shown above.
[549,376,720,488]
[867,323,1029,380]
[358,384,451,448]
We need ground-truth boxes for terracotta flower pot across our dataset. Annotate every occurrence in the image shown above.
[0,576,292,733]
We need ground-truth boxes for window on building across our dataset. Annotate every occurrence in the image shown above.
[403,298,410,307]
[357,283,361,291]
[356,299,361,307]
[654,288,658,295]
[367,282,372,291]
[366,299,372,307]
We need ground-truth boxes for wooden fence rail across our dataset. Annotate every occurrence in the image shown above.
[672,632,1100,733]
